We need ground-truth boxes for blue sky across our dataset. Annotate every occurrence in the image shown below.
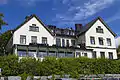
[0,0,120,37]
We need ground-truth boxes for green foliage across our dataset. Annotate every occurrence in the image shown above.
[0,13,8,30]
[0,55,120,78]
[117,45,120,59]
[0,30,12,55]
[19,72,29,80]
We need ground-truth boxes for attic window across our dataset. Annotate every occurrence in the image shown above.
[29,24,39,32]
[96,26,103,33]
[32,24,36,26]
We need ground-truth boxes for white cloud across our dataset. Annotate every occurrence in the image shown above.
[0,0,8,4]
[54,0,116,23]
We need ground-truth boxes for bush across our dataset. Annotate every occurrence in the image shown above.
[0,55,120,78]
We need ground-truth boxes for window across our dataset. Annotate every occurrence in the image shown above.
[71,40,75,46]
[37,51,48,58]
[42,37,47,44]
[84,53,87,57]
[66,40,69,47]
[18,50,27,57]
[92,51,96,58]
[99,37,104,45]
[48,51,56,57]
[76,52,81,57]
[29,24,39,32]
[62,39,65,47]
[31,36,37,43]
[20,35,26,44]
[28,51,36,57]
[107,38,111,46]
[109,52,113,59]
[66,52,74,57]
[100,52,105,58]
[90,36,95,44]
[96,26,103,33]
[58,52,65,58]
[56,38,61,46]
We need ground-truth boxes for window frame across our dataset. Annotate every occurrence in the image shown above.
[98,37,104,45]
[56,38,61,46]
[96,26,104,33]
[62,39,65,47]
[20,35,26,44]
[71,40,75,46]
[42,37,47,44]
[92,51,96,58]
[90,36,95,45]
[100,52,105,58]
[29,24,39,32]
[107,38,111,46]
[66,40,69,47]
[108,52,113,59]
[31,36,37,43]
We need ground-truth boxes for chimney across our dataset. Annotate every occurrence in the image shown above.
[75,24,83,32]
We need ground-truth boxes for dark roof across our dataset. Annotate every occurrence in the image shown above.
[77,17,117,37]
[13,14,54,36]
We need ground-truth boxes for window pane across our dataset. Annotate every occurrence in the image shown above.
[99,37,104,45]
[48,52,56,57]
[58,52,65,58]
[109,52,113,59]
[31,36,37,43]
[84,53,87,57]
[76,52,81,57]
[107,38,111,46]
[66,40,69,47]
[90,37,95,44]
[92,51,96,58]
[28,51,36,57]
[37,52,48,58]
[18,51,27,57]
[100,52,105,58]
[42,37,47,44]
[20,35,26,44]
[66,52,74,57]
[62,39,65,47]
[56,38,61,46]
[71,40,75,46]
[96,26,104,33]
[29,25,39,32]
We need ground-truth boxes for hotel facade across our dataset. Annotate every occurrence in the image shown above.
[6,14,117,59]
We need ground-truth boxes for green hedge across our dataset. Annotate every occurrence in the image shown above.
[0,55,120,78]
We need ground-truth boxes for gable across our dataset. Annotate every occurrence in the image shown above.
[14,14,53,36]
[86,19,115,37]
[78,17,116,37]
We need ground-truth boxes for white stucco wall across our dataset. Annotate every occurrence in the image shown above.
[85,19,117,59]
[13,17,54,46]
[85,19,116,48]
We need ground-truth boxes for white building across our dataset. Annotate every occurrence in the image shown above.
[6,14,117,59]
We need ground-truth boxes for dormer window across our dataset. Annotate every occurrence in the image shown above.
[96,26,103,33]
[29,24,39,32]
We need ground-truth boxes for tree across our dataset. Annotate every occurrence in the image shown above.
[0,13,8,30]
[0,30,12,55]
[117,45,120,58]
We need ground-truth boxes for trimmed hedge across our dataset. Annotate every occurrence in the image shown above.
[0,55,120,78]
